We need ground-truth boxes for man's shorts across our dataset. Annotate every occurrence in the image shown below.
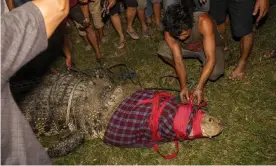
[109,1,121,15]
[124,0,160,10]
[69,4,89,29]
[209,0,255,38]
[89,0,104,29]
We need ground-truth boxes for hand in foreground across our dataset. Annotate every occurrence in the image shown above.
[180,87,190,103]
[192,88,203,105]
[253,0,269,23]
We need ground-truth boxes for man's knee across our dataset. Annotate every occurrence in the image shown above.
[209,68,224,81]
[137,0,147,10]
[157,41,172,59]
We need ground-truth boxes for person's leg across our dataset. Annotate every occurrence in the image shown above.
[146,0,153,25]
[85,25,102,59]
[157,41,199,67]
[136,0,149,35]
[228,0,255,79]
[73,20,92,50]
[109,1,125,48]
[151,0,161,25]
[124,0,139,39]
[209,0,228,50]
[69,5,102,59]
[89,0,105,43]
[111,14,125,48]
[197,47,225,81]
[63,35,73,70]
[152,1,162,28]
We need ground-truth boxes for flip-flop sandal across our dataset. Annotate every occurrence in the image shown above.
[117,41,125,49]
[126,30,139,40]
[143,29,151,38]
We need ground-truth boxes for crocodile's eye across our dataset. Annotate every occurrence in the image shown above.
[209,118,213,122]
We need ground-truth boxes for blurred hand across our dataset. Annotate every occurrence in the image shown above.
[107,0,116,9]
[192,88,203,105]
[180,87,190,103]
[253,0,269,23]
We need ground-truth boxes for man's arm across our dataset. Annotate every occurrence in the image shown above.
[197,14,216,90]
[164,31,189,102]
[1,0,69,84]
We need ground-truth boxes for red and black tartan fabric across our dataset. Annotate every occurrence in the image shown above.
[103,90,182,148]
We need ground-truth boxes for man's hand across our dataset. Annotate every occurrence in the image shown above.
[180,87,190,103]
[253,0,269,23]
[107,0,116,9]
[192,88,203,105]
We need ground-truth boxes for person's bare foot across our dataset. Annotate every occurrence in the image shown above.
[264,49,275,58]
[229,61,246,80]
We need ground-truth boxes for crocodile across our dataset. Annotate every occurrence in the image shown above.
[17,70,223,158]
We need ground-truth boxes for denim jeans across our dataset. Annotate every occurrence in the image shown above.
[14,0,30,7]
[146,0,153,18]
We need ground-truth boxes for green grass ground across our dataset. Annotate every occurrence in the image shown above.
[52,8,276,165]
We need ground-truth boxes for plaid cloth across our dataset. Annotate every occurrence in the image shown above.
[104,90,183,148]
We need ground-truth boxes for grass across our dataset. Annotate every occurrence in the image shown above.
[51,8,276,165]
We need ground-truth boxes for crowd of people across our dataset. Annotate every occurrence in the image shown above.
[1,0,275,164]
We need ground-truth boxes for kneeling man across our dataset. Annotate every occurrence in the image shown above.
[157,3,225,104]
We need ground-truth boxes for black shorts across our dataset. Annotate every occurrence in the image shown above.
[124,0,138,8]
[109,1,121,15]
[209,0,255,38]
[69,4,85,25]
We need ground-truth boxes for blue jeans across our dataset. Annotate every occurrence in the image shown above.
[14,0,30,7]
[146,0,153,18]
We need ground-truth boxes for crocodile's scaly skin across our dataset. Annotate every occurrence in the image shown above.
[18,70,119,140]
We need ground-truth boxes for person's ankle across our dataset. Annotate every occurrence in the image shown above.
[120,36,125,42]
[155,20,161,25]
[235,60,246,71]
[96,52,103,58]
[127,26,134,31]
[142,26,148,31]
